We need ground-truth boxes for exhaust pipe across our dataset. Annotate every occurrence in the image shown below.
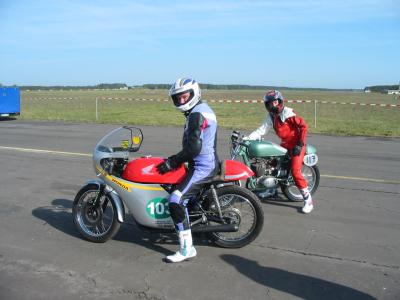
[191,224,238,233]
[135,223,238,234]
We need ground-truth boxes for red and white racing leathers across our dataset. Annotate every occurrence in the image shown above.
[248,107,308,189]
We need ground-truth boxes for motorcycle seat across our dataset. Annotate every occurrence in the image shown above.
[190,161,225,186]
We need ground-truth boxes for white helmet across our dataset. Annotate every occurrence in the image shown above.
[169,77,201,112]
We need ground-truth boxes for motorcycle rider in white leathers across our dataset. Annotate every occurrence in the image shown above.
[156,78,219,262]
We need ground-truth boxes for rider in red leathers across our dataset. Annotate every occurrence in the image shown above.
[246,90,314,214]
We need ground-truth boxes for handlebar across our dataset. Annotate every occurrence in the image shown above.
[231,130,250,147]
[230,130,250,160]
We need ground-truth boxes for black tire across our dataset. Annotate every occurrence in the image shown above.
[281,165,320,202]
[72,184,121,243]
[205,185,264,248]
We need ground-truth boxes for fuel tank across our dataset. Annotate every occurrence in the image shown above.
[122,157,186,184]
[248,141,287,158]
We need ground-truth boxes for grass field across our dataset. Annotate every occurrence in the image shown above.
[20,89,400,137]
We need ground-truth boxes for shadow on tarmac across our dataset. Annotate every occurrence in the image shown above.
[32,199,82,239]
[259,195,304,213]
[0,117,17,121]
[221,254,376,300]
[32,198,212,256]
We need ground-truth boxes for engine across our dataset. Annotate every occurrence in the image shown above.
[250,158,279,189]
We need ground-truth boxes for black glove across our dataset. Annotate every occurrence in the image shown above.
[292,141,304,156]
[156,159,172,174]
[156,156,179,174]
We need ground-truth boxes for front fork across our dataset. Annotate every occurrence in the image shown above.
[82,180,125,223]
[91,184,106,210]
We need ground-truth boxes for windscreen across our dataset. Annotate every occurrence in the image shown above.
[96,126,143,153]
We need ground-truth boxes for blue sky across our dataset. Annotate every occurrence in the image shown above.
[0,0,399,89]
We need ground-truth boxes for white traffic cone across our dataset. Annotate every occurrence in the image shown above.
[165,229,197,263]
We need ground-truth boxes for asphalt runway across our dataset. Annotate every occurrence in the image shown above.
[0,120,399,300]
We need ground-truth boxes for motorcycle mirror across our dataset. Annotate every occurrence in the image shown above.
[231,130,240,142]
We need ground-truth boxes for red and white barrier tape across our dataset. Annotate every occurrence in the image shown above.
[25,97,400,107]
[207,99,400,107]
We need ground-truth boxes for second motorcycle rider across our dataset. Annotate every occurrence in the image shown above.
[156,78,219,263]
[245,90,314,214]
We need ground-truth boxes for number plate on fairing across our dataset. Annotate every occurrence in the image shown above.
[303,153,318,166]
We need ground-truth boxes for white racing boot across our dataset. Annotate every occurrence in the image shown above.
[165,229,197,263]
[300,188,314,214]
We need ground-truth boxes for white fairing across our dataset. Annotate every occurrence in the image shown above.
[93,126,174,229]
[109,180,174,229]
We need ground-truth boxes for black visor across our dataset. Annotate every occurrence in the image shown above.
[171,89,194,107]
[265,95,276,102]
[264,98,281,113]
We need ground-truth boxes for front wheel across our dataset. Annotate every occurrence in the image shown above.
[205,185,264,248]
[72,184,121,243]
[281,165,320,202]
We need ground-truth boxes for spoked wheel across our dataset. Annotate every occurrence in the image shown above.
[72,184,121,243]
[281,165,320,201]
[205,185,264,248]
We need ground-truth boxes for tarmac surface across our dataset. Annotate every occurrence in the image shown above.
[0,120,399,300]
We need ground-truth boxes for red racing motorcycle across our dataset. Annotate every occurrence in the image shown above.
[72,126,264,248]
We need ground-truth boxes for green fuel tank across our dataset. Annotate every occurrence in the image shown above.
[247,141,287,158]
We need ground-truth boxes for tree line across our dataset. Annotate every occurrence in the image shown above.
[0,83,128,90]
[142,83,358,92]
[1,82,398,92]
[364,85,400,93]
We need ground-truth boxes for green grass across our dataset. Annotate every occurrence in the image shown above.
[20,89,400,136]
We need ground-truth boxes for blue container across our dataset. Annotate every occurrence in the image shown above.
[0,87,20,117]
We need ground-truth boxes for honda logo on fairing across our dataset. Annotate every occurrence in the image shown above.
[142,164,155,175]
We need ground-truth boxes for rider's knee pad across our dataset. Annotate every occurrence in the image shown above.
[168,202,186,223]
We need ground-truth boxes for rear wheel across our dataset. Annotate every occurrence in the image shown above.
[72,184,121,243]
[281,165,320,201]
[205,185,264,248]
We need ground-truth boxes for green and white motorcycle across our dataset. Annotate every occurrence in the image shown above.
[230,130,320,201]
